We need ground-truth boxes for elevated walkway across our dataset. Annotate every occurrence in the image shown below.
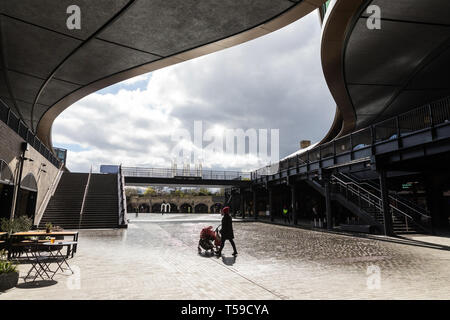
[123,167,252,187]
[250,99,450,236]
[254,97,450,184]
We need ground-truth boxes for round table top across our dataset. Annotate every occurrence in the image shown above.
[42,241,77,246]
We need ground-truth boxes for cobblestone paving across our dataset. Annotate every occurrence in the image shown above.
[1,215,449,300]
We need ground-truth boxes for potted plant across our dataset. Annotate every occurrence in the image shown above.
[0,250,18,292]
[45,222,53,234]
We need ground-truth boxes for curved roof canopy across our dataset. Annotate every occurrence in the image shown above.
[0,0,325,148]
[321,0,450,135]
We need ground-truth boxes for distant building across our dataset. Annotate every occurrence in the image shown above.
[54,147,67,165]
[300,140,311,149]
[100,165,120,174]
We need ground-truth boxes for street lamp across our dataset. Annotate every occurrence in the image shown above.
[12,142,33,221]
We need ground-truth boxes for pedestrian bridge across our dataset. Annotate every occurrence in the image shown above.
[122,167,252,187]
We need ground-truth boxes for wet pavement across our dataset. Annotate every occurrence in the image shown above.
[1,214,450,299]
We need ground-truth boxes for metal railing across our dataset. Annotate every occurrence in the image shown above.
[339,173,431,223]
[35,165,64,226]
[330,174,431,233]
[0,98,61,168]
[118,165,127,226]
[78,167,92,229]
[122,166,252,181]
[254,96,450,178]
[331,175,383,218]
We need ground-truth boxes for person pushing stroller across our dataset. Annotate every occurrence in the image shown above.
[216,206,238,256]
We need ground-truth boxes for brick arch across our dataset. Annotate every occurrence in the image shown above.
[210,203,223,213]
[168,202,178,213]
[180,203,193,213]
[152,203,162,213]
[194,203,208,213]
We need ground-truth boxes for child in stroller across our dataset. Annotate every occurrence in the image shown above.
[198,225,221,254]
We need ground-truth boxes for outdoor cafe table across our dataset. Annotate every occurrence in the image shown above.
[10,231,78,258]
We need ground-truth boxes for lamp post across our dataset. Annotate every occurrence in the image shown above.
[30,163,47,226]
[11,142,33,220]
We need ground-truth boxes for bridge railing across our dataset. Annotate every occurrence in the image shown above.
[253,95,450,178]
[122,166,252,181]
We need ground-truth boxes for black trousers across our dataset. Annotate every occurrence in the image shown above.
[219,238,237,253]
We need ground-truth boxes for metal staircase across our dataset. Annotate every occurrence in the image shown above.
[329,173,432,235]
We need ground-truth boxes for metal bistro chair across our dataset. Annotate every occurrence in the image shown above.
[22,240,58,282]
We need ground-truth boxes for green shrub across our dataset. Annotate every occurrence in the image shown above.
[0,216,33,236]
[0,250,17,274]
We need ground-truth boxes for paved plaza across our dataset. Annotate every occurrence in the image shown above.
[1,214,450,300]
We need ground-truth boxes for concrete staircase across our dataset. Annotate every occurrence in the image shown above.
[39,172,119,229]
[79,174,119,229]
[39,173,88,229]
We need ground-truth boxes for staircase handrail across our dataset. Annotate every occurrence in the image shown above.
[333,174,431,233]
[78,167,92,229]
[332,175,382,202]
[390,204,432,233]
[118,165,127,226]
[338,173,431,219]
[35,165,64,226]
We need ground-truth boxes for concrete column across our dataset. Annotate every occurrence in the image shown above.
[240,189,245,219]
[379,169,394,236]
[324,180,333,230]
[425,173,448,230]
[291,184,298,225]
[269,187,273,222]
[253,188,257,220]
[231,190,237,217]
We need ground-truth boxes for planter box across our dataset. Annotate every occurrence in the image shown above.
[0,272,19,291]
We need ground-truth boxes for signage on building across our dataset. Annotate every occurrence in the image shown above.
[54,147,67,165]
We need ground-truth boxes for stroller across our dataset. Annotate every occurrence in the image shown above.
[197,225,221,254]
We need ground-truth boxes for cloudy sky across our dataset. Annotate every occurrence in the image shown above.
[52,10,335,173]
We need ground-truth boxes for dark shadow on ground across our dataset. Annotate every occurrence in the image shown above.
[221,256,236,266]
[16,279,57,289]
[198,251,216,258]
